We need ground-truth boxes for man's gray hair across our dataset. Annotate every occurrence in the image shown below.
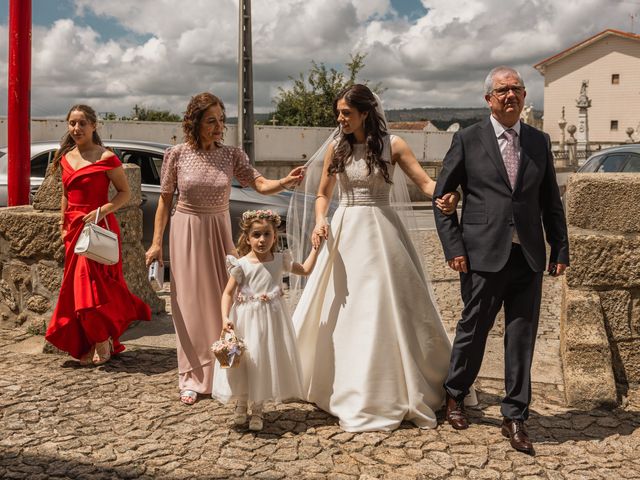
[484,66,525,95]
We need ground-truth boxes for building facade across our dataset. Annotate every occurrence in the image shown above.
[535,29,640,146]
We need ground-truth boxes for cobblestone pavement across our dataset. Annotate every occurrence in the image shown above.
[2,232,640,479]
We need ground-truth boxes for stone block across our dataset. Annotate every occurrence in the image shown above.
[32,166,63,211]
[110,164,143,209]
[0,207,65,263]
[562,348,618,408]
[616,340,640,383]
[599,290,632,340]
[632,291,640,337]
[562,287,610,350]
[566,230,640,289]
[26,294,51,314]
[7,260,32,289]
[560,286,617,408]
[114,207,143,244]
[121,243,165,314]
[35,261,63,294]
[24,313,48,335]
[0,279,18,311]
[566,173,640,233]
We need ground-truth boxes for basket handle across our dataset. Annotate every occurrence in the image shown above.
[219,328,237,342]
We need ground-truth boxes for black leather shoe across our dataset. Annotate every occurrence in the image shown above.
[501,418,534,455]
[445,393,469,430]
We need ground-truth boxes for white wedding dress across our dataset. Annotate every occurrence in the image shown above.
[292,141,457,432]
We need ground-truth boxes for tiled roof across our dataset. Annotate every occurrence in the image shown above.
[534,29,640,73]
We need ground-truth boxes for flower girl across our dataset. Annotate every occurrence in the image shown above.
[212,209,320,431]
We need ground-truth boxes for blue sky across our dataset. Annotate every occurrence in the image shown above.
[0,0,150,42]
[390,0,428,21]
[0,0,635,117]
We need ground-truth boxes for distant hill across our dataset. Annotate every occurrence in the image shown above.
[385,107,487,130]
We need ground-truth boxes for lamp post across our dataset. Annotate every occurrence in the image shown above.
[575,80,592,154]
[626,127,635,144]
[237,0,255,164]
[566,124,577,167]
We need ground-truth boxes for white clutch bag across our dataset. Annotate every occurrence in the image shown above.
[74,207,119,265]
[148,260,164,290]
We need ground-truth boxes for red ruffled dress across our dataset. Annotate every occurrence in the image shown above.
[45,155,151,359]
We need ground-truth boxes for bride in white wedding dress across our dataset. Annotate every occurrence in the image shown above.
[289,84,473,432]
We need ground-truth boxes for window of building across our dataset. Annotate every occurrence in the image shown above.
[611,74,620,84]
[610,120,619,131]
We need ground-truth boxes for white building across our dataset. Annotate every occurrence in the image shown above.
[534,29,640,146]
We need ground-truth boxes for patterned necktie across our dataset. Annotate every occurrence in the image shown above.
[502,128,519,188]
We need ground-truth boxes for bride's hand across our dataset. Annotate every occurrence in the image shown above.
[312,222,328,249]
[436,191,460,215]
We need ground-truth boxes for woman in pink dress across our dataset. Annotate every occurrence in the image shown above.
[145,92,304,405]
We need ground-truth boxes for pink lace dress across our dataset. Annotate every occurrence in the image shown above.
[160,143,260,394]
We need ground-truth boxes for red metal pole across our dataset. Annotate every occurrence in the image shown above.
[7,0,31,206]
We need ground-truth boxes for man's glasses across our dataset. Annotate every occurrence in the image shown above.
[491,86,525,98]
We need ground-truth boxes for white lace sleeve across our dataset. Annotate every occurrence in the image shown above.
[225,255,244,283]
[281,250,293,273]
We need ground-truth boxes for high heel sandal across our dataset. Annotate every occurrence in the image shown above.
[93,337,113,365]
[249,413,263,431]
[234,403,248,425]
[249,404,264,431]
[180,390,198,405]
[78,346,96,366]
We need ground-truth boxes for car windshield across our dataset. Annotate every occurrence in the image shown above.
[597,154,628,172]
[580,155,602,173]
[623,154,640,172]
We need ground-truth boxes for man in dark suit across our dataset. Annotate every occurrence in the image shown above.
[433,66,569,455]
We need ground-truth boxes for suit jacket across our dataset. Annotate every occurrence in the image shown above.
[434,118,569,273]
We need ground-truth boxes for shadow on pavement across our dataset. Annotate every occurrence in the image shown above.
[243,406,339,438]
[1,450,150,479]
[60,347,177,375]
[469,390,640,444]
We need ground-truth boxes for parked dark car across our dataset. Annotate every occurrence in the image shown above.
[578,145,640,173]
[0,140,291,267]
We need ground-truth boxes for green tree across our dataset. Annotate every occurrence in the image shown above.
[272,53,383,127]
[124,105,181,122]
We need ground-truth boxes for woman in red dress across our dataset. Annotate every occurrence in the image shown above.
[45,105,151,366]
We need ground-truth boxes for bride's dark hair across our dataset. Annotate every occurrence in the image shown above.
[328,84,391,184]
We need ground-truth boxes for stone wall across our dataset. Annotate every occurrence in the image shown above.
[562,173,640,408]
[0,164,164,337]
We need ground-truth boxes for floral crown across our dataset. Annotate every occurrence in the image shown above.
[241,209,282,227]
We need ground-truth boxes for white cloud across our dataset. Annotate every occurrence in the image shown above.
[0,0,633,118]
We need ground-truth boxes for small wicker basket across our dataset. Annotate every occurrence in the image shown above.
[211,330,246,369]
